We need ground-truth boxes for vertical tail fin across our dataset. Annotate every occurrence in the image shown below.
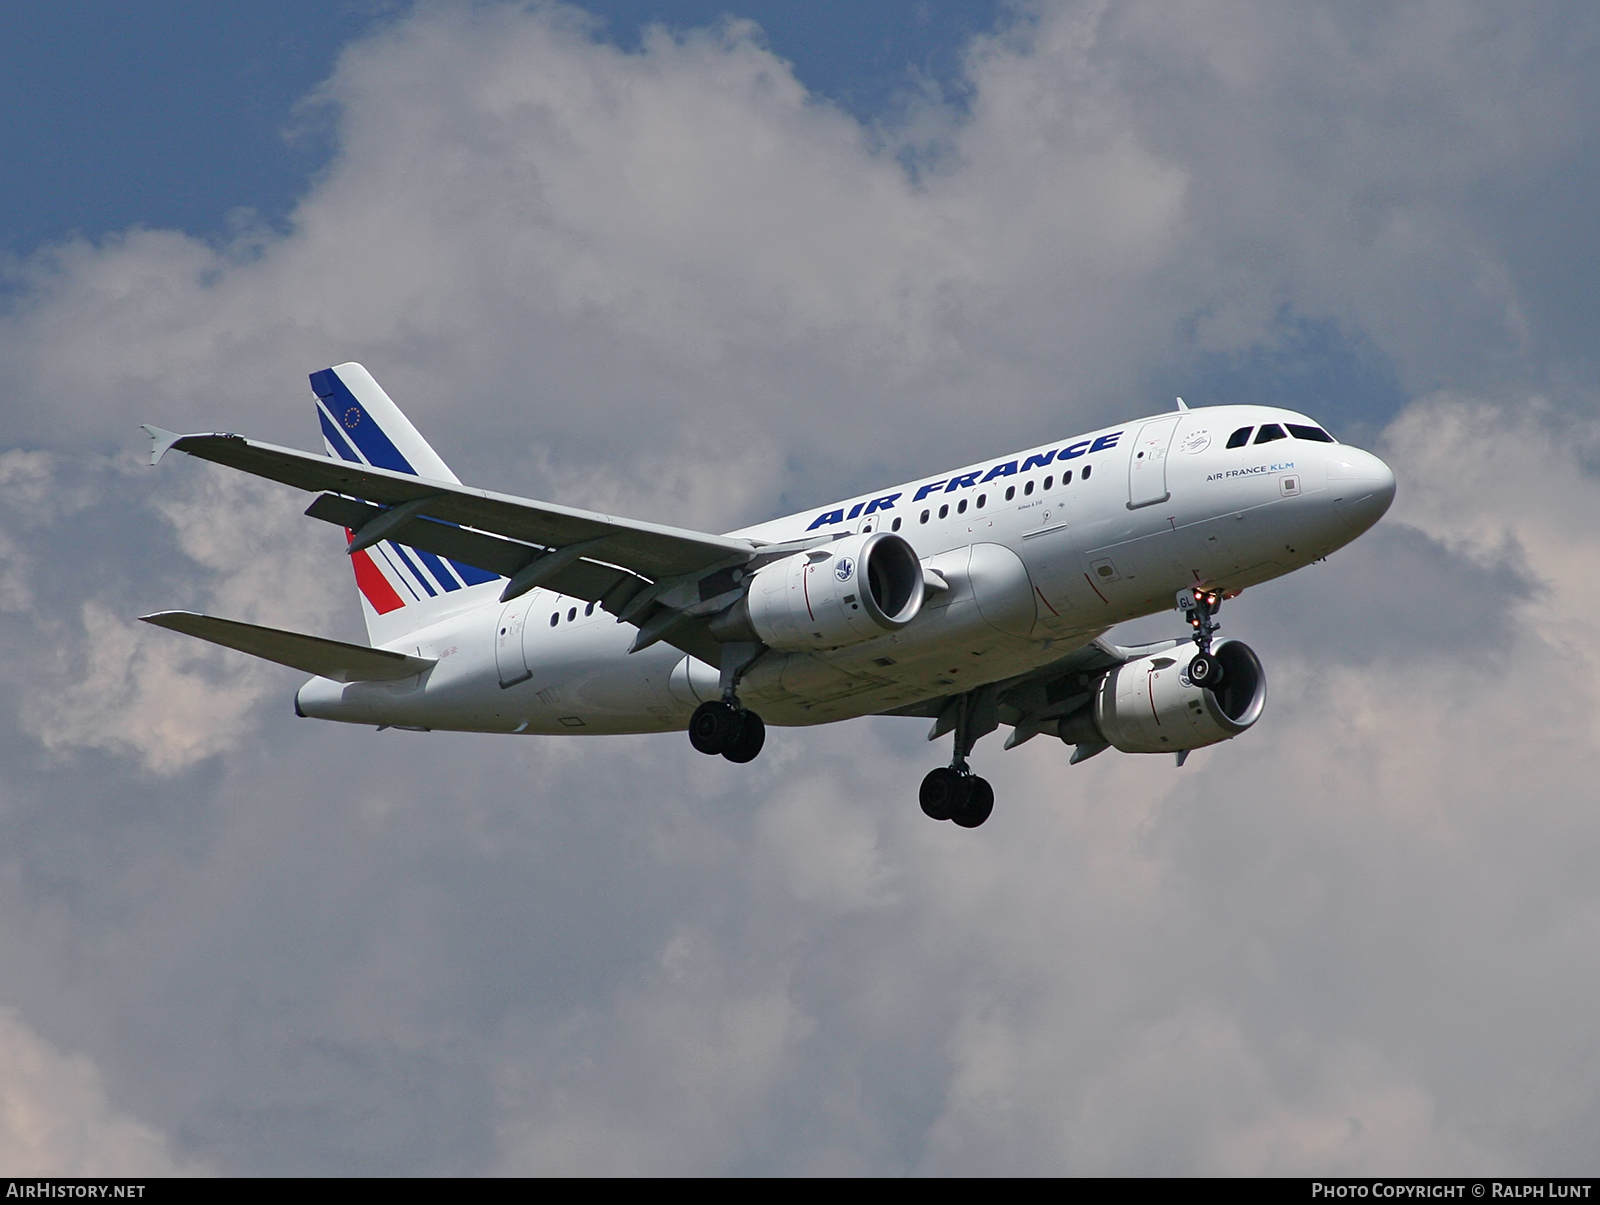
[310,363,502,646]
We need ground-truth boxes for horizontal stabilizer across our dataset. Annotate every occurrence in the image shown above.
[139,611,434,683]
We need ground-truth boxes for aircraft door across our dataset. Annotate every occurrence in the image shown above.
[495,593,535,687]
[1128,416,1181,509]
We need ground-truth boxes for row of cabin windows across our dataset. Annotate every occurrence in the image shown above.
[916,464,1092,525]
[540,424,1324,619]
[1225,422,1335,449]
[540,423,1333,623]
[551,600,597,626]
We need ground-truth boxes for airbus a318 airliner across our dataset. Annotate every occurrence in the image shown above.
[141,364,1394,829]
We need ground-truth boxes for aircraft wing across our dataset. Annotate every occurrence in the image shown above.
[880,633,1185,756]
[144,428,755,595]
[878,634,1122,721]
[140,611,434,682]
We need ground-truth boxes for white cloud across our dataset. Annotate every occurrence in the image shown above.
[0,1007,207,1176]
[24,600,271,774]
[10,459,352,774]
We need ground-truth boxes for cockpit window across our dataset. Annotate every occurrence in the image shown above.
[1253,424,1287,445]
[1226,427,1253,449]
[1287,424,1335,443]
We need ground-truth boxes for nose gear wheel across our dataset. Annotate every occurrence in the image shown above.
[1178,587,1225,688]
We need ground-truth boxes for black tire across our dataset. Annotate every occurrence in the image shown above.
[689,700,739,755]
[722,710,766,763]
[919,767,970,821]
[951,776,995,828]
[1188,653,1225,689]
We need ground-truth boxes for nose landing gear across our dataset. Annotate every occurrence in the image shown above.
[1178,587,1225,688]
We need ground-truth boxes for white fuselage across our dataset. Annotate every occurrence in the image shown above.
[295,405,1394,734]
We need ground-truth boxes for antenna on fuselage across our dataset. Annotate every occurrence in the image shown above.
[1175,396,1189,412]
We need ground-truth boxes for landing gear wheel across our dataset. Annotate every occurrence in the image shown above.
[1187,652,1224,689]
[950,776,994,828]
[920,767,970,821]
[1179,587,1226,688]
[722,709,766,763]
[689,700,740,755]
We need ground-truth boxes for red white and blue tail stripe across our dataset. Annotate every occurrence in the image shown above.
[310,363,501,643]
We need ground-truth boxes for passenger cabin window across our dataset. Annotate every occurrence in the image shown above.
[1254,424,1287,444]
[549,612,559,627]
[1062,469,1073,484]
[938,504,949,519]
[1288,424,1335,443]
[1082,464,1092,479]
[976,494,987,508]
[585,602,595,616]
[957,498,968,514]
[568,607,577,622]
[1005,486,1015,501]
[920,509,929,524]
[892,517,902,531]
[1226,426,1254,448]
[1024,481,1035,496]
[1044,475,1053,489]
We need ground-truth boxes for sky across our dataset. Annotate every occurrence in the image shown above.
[1,0,1599,1176]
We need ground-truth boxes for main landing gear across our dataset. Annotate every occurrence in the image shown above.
[1178,586,1225,689]
[919,690,996,828]
[919,767,994,828]
[689,699,766,763]
[688,641,766,763]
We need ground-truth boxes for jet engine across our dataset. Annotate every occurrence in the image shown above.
[715,531,925,651]
[1060,639,1266,754]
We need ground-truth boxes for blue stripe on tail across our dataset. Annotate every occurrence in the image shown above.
[414,549,462,593]
[450,559,500,586]
[309,368,417,474]
[317,404,363,465]
[388,544,438,597]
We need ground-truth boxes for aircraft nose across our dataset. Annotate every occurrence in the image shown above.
[1370,453,1397,514]
[1327,447,1396,530]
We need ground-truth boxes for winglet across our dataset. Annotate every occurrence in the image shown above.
[1175,396,1189,412]
[141,424,184,467]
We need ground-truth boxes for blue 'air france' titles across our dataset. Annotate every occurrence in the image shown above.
[805,430,1124,531]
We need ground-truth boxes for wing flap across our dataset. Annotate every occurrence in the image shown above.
[160,431,753,581]
[140,611,434,683]
[876,632,1116,721]
[303,494,650,605]
[304,494,533,578]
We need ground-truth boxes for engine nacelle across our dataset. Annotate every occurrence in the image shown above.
[736,531,925,651]
[1072,639,1266,754]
